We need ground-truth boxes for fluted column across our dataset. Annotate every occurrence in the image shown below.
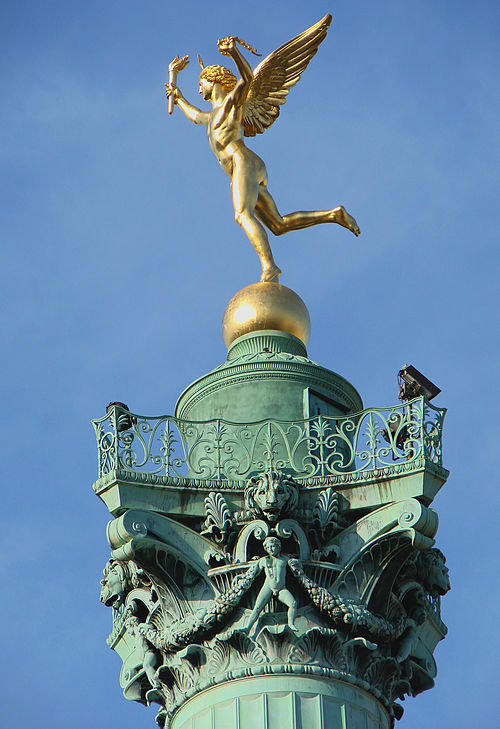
[172,676,390,729]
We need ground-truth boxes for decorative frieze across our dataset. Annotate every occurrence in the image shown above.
[99,468,450,728]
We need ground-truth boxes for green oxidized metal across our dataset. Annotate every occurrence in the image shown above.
[176,330,362,422]
[95,327,450,729]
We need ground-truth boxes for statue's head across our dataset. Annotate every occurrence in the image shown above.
[245,471,299,522]
[198,63,237,99]
[263,536,281,557]
[100,559,129,608]
[417,548,451,598]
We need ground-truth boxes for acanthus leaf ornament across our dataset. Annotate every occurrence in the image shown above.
[98,458,451,726]
[201,491,233,547]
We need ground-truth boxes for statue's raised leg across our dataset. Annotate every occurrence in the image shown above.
[256,187,360,237]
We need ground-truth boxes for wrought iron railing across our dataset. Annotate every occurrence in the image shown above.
[92,397,445,483]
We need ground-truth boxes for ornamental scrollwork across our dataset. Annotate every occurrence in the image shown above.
[93,397,445,482]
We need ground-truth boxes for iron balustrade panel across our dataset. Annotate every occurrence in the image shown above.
[92,397,446,482]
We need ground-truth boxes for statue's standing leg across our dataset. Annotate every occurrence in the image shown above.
[278,588,298,631]
[256,187,360,237]
[232,160,282,282]
[245,584,273,633]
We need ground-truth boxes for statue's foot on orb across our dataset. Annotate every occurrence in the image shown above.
[331,206,360,236]
[260,264,282,283]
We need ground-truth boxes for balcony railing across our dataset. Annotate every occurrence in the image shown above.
[92,397,445,484]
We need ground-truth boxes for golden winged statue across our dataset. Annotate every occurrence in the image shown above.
[165,14,360,283]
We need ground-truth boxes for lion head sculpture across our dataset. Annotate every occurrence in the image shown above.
[417,548,451,598]
[100,559,144,609]
[245,470,299,522]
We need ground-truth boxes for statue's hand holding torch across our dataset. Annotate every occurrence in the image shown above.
[166,55,189,114]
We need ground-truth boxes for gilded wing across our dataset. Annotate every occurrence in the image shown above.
[242,14,332,137]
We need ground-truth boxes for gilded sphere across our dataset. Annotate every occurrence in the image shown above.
[222,282,311,348]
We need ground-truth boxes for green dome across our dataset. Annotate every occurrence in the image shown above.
[175,330,362,423]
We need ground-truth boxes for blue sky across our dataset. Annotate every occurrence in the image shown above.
[1,1,499,727]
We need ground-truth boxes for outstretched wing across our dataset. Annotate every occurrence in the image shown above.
[242,14,332,137]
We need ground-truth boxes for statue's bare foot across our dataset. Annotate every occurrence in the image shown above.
[260,264,282,283]
[331,206,360,236]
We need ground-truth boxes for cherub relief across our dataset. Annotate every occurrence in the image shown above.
[125,614,162,689]
[246,537,298,633]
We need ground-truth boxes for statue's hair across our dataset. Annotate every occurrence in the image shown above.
[200,64,237,91]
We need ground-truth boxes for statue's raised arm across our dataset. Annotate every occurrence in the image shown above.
[216,36,256,108]
[166,14,360,283]
[165,55,211,126]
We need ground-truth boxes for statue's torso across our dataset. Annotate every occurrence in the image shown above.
[263,556,287,590]
[207,104,247,176]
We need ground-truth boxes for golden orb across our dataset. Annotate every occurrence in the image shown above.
[222,282,311,348]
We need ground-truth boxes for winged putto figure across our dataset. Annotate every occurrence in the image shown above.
[165,14,360,282]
